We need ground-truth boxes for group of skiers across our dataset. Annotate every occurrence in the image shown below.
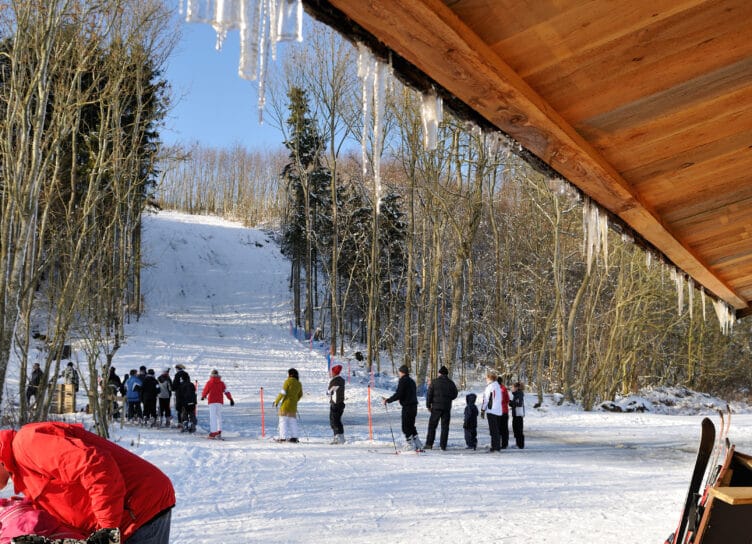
[273,362,525,452]
[105,364,233,439]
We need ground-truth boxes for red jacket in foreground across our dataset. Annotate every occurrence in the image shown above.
[201,376,233,404]
[0,422,175,540]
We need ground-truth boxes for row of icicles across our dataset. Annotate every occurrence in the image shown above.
[181,0,737,335]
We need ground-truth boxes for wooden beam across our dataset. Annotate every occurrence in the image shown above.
[316,0,748,310]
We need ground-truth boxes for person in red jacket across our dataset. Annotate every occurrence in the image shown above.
[201,369,234,439]
[0,422,175,544]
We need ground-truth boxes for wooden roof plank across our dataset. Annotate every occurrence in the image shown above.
[314,0,749,309]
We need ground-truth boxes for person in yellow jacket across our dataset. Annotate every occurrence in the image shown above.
[273,368,303,442]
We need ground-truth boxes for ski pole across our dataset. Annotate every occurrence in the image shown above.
[383,400,398,453]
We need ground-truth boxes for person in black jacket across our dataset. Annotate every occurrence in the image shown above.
[383,365,421,451]
[172,364,190,425]
[25,363,43,405]
[141,369,160,426]
[463,392,479,450]
[327,364,346,444]
[510,382,525,449]
[424,365,458,450]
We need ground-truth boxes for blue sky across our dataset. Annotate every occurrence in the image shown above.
[162,22,286,151]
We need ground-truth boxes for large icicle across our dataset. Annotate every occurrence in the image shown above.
[238,0,261,80]
[582,196,609,274]
[701,287,706,321]
[687,276,694,319]
[712,298,736,335]
[277,0,303,42]
[357,43,374,183]
[357,43,393,214]
[420,90,443,151]
[213,0,241,51]
[185,0,215,23]
[673,269,684,316]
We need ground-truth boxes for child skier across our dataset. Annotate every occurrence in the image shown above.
[201,369,234,439]
[327,364,346,444]
[463,393,478,450]
[510,382,525,449]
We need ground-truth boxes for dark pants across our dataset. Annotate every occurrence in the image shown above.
[513,416,525,448]
[143,398,158,420]
[175,394,184,423]
[425,408,451,449]
[128,400,143,420]
[500,413,509,449]
[401,403,418,439]
[129,508,172,544]
[159,398,171,418]
[487,413,501,451]
[329,403,344,434]
[464,426,477,449]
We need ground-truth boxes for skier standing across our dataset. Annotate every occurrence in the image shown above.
[201,369,234,439]
[157,368,173,427]
[25,363,43,406]
[327,364,346,444]
[424,365,458,451]
[463,393,479,450]
[125,369,143,422]
[510,382,525,449]
[141,369,160,426]
[273,368,303,443]
[481,370,502,452]
[383,365,422,451]
[172,364,190,426]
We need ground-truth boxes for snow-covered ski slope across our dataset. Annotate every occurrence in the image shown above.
[48,212,752,542]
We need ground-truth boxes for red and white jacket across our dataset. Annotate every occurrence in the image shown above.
[0,422,174,540]
[201,376,233,404]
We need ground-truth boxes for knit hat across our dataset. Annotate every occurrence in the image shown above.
[398,365,409,375]
[175,364,185,370]
[210,369,219,376]
[331,365,342,376]
[438,366,449,375]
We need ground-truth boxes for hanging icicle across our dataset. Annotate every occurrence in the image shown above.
[673,270,684,316]
[185,0,215,24]
[357,44,392,215]
[687,276,694,320]
[701,286,706,321]
[183,0,305,123]
[645,251,652,269]
[357,43,374,183]
[277,0,303,42]
[212,0,241,50]
[420,90,443,151]
[582,196,609,274]
[712,298,736,335]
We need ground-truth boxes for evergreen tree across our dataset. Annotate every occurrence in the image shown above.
[280,87,331,334]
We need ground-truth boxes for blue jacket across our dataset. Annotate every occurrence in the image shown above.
[125,375,143,402]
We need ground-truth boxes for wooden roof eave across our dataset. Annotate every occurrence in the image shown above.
[312,0,748,311]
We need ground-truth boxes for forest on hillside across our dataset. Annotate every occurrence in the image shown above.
[158,21,752,408]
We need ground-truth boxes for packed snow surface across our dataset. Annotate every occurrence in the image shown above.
[11,211,752,543]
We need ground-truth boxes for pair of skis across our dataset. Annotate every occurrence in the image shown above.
[667,406,731,544]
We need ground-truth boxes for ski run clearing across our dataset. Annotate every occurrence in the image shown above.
[6,210,752,543]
